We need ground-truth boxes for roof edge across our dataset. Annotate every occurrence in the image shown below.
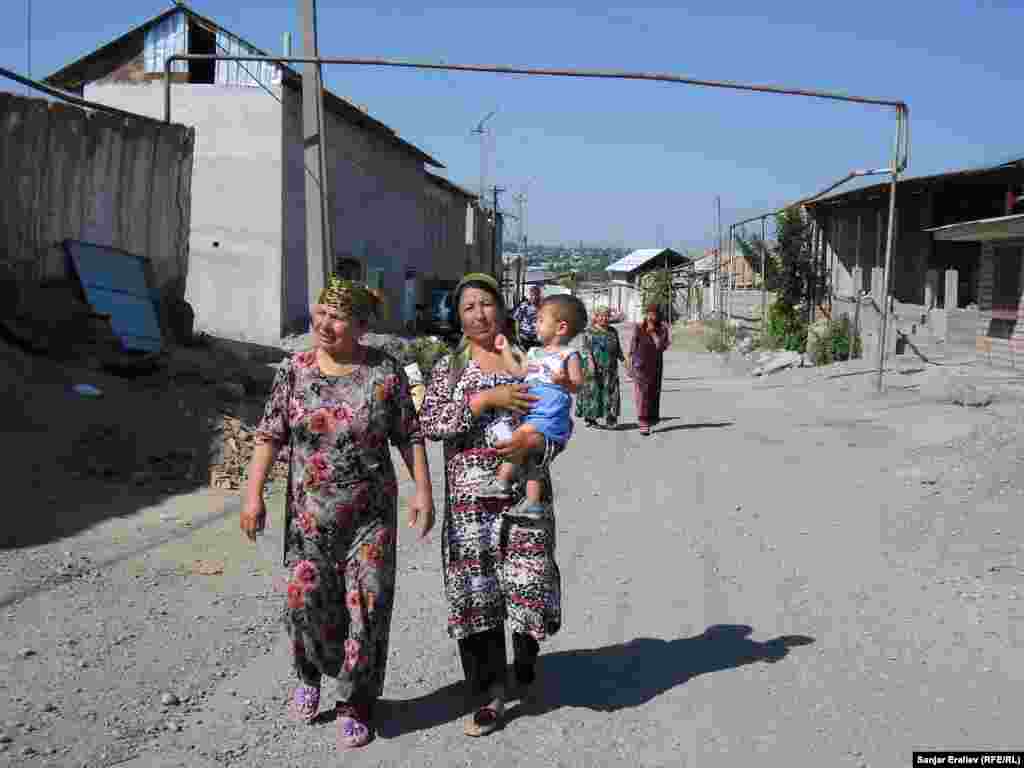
[43,4,445,169]
[807,156,1024,208]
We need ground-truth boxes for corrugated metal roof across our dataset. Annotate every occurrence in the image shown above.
[925,212,1024,242]
[808,156,1024,208]
[605,248,688,274]
[425,171,477,200]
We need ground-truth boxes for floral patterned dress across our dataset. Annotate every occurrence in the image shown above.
[255,348,422,702]
[419,355,562,642]
[575,325,624,427]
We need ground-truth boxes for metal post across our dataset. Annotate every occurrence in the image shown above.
[760,215,767,333]
[665,249,670,325]
[876,109,904,392]
[26,0,31,96]
[855,211,863,354]
[490,186,504,280]
[716,197,723,346]
[300,0,333,310]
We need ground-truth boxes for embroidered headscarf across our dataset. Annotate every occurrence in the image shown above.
[317,274,386,322]
[448,272,505,388]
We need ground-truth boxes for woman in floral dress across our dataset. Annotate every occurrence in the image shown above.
[240,276,435,750]
[575,306,624,429]
[419,273,563,737]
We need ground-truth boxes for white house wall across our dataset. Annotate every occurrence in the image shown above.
[84,83,284,345]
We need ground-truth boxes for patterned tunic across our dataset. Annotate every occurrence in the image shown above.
[419,354,563,641]
[512,300,540,345]
[255,348,422,700]
[575,326,624,427]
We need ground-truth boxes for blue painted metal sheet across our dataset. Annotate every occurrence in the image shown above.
[64,241,163,354]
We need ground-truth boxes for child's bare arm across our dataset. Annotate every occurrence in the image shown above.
[565,354,584,394]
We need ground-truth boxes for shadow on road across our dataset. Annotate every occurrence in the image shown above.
[609,417,680,432]
[509,625,813,720]
[379,625,813,738]
[653,421,734,435]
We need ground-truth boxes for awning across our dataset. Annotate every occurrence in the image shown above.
[925,213,1024,243]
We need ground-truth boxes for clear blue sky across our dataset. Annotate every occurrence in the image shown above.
[2,1,1022,251]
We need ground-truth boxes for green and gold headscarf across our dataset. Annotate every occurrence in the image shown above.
[317,274,386,322]
[448,272,505,387]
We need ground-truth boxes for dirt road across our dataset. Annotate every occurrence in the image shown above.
[2,345,1023,767]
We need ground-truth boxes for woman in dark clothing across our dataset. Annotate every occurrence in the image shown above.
[628,304,672,436]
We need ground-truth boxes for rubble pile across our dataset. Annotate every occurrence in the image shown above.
[208,414,289,491]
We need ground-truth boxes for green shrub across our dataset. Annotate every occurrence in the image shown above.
[765,301,807,353]
[808,315,863,366]
[703,318,736,352]
[407,336,452,382]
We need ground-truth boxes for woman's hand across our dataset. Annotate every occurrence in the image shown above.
[494,429,545,464]
[240,494,267,541]
[484,384,539,415]
[407,488,435,539]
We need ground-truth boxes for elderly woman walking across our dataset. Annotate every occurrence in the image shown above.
[240,276,435,750]
[575,305,624,429]
[629,303,672,436]
[419,273,563,737]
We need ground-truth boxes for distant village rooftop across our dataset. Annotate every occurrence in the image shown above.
[605,248,690,275]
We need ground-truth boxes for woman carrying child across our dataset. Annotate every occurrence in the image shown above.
[419,273,569,737]
[477,293,587,518]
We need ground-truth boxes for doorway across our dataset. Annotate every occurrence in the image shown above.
[188,21,216,84]
[988,244,1023,339]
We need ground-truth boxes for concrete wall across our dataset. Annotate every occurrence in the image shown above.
[465,203,495,278]
[726,289,774,329]
[84,83,283,345]
[422,179,471,289]
[975,240,1024,368]
[0,91,194,300]
[281,85,439,334]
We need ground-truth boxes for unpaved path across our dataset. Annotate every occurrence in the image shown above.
[2,345,1024,767]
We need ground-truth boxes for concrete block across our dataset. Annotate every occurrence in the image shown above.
[752,351,801,377]
[917,368,995,407]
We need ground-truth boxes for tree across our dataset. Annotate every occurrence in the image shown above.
[639,269,674,319]
[734,229,781,290]
[773,205,815,313]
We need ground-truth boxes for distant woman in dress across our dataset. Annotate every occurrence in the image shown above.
[629,303,671,436]
[240,276,434,751]
[575,305,624,429]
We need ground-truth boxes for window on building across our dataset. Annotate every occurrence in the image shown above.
[188,20,216,84]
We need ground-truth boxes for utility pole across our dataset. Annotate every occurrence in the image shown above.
[472,110,497,210]
[515,190,527,305]
[491,185,505,281]
[876,109,904,393]
[26,0,31,96]
[300,0,333,310]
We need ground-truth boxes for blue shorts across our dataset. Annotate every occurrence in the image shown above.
[522,382,572,445]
